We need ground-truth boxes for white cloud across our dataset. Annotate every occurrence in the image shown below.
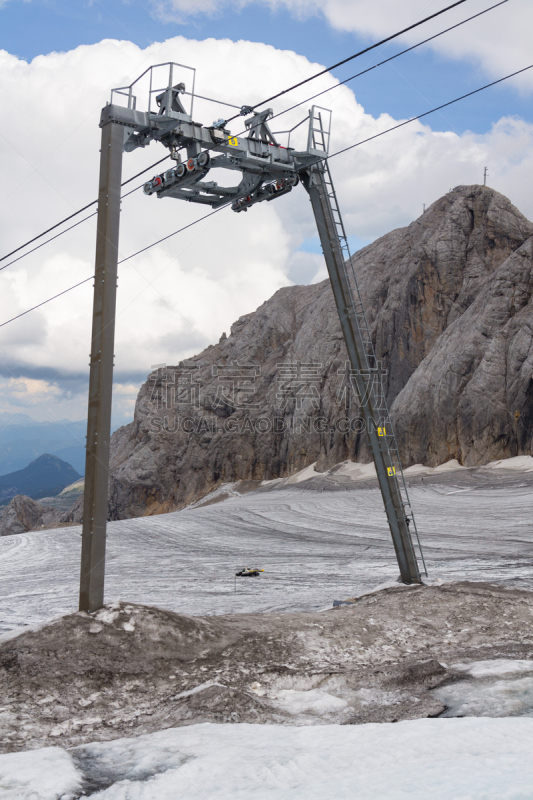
[152,0,533,92]
[150,0,221,21]
[0,33,532,424]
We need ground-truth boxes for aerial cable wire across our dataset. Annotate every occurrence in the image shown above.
[0,154,172,265]
[0,212,98,273]
[264,0,508,137]
[2,59,532,331]
[0,183,145,273]
[0,0,472,267]
[326,61,533,162]
[0,277,94,329]
[118,205,227,264]
[222,0,472,125]
[0,205,230,329]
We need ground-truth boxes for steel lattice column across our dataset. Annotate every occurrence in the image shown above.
[302,164,421,584]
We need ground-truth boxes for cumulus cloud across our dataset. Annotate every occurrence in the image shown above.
[0,33,532,424]
[152,0,533,91]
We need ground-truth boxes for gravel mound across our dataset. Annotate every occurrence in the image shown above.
[1,581,533,752]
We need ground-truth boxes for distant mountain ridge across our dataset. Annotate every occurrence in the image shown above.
[0,418,86,476]
[0,412,36,426]
[0,454,81,503]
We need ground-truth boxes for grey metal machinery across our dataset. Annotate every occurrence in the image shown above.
[80,63,426,610]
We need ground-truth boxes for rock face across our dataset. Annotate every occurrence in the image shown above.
[393,235,533,465]
[83,185,533,521]
[0,495,61,536]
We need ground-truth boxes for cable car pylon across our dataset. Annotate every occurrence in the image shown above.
[301,118,426,584]
[80,63,426,611]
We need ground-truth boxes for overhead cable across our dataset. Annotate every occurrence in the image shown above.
[266,0,508,135]
[118,206,226,264]
[0,0,486,272]
[223,0,471,125]
[0,277,93,329]
[0,205,230,328]
[0,183,141,273]
[1,58,530,330]
[0,155,171,265]
[327,61,533,161]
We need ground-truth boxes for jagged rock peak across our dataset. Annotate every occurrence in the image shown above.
[65,185,533,523]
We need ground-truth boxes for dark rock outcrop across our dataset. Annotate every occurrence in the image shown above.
[0,494,61,536]
[68,185,533,521]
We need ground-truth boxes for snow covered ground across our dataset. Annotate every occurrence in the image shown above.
[2,718,533,800]
[1,458,533,799]
[1,458,533,638]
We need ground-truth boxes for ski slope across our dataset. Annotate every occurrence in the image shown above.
[1,461,533,637]
[2,461,533,800]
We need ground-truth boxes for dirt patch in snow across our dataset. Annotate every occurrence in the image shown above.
[1,581,533,752]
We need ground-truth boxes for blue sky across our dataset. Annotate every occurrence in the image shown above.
[2,0,531,134]
[1,0,533,426]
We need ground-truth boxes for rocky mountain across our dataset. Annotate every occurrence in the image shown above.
[68,184,533,523]
[0,418,87,476]
[0,454,81,503]
[0,494,61,536]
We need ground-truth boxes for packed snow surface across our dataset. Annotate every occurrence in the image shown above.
[435,675,533,718]
[453,659,533,678]
[2,460,533,637]
[0,746,81,800]
[1,460,533,798]
[433,658,533,719]
[2,718,533,800]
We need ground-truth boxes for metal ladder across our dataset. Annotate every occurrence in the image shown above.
[307,111,427,579]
